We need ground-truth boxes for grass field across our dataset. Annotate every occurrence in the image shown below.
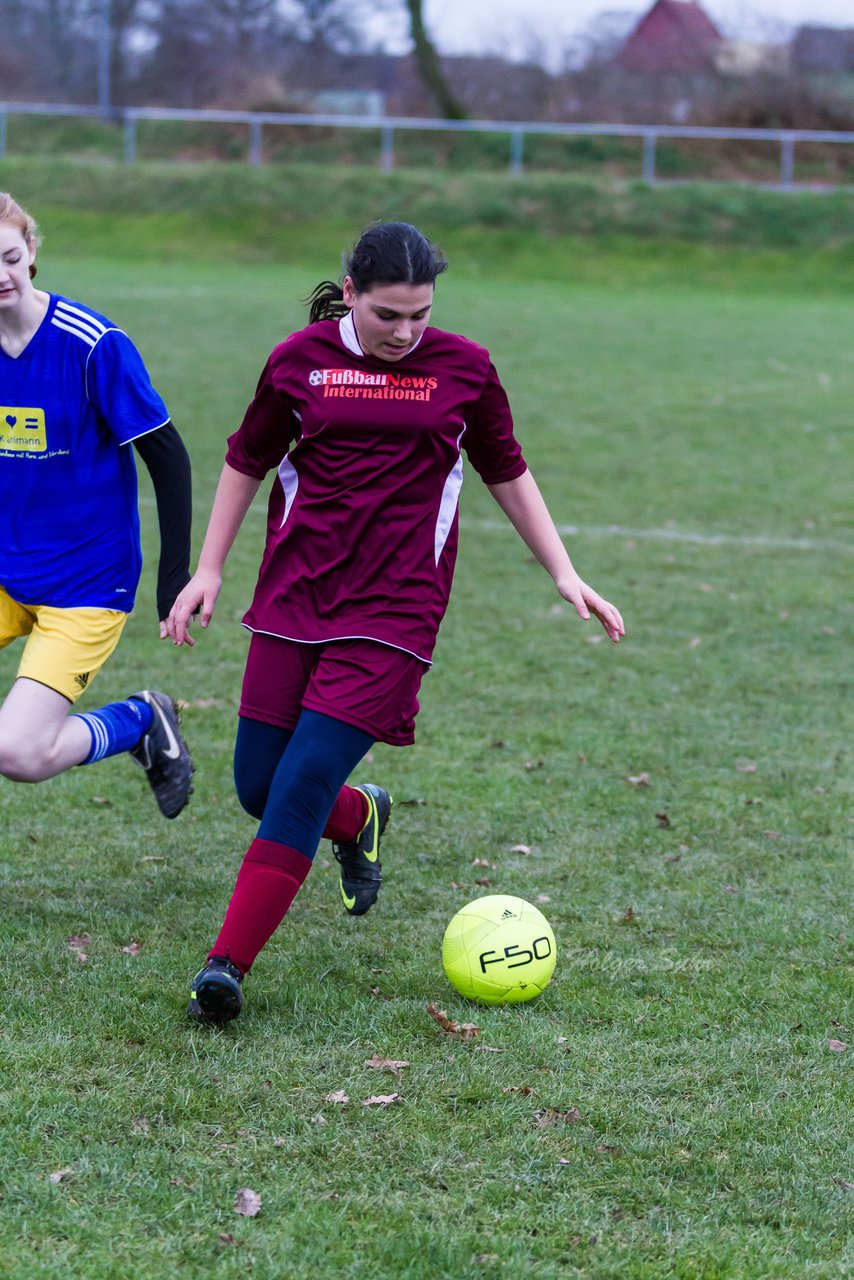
[0,201,852,1278]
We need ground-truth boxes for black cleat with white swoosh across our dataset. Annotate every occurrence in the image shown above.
[128,690,194,819]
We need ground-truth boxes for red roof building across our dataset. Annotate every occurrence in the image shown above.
[617,0,724,73]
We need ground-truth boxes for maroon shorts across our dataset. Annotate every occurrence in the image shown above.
[239,630,428,746]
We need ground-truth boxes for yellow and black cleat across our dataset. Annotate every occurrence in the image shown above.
[332,784,392,916]
[187,956,244,1024]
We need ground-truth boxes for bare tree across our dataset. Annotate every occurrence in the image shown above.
[403,0,467,119]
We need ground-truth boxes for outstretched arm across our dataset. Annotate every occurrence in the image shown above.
[165,462,262,647]
[487,469,625,642]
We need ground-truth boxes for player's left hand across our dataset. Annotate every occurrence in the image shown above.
[556,576,625,643]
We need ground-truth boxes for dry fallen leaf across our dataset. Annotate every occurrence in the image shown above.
[234,1187,262,1217]
[308,1114,327,1126]
[509,843,532,855]
[596,1143,623,1155]
[66,934,91,953]
[273,1137,286,1146]
[474,1045,502,1053]
[132,1116,150,1133]
[361,1093,402,1107]
[621,905,636,924]
[655,812,671,829]
[533,1107,583,1127]
[626,772,650,787]
[689,636,702,649]
[736,762,757,773]
[472,858,492,868]
[832,1176,854,1190]
[90,796,112,807]
[121,941,143,956]
[828,1039,848,1053]
[427,1003,481,1039]
[49,1168,74,1184]
[363,1055,411,1072]
[474,876,491,887]
[218,1233,236,1246]
[535,894,551,904]
[502,1085,534,1095]
[324,1090,350,1104]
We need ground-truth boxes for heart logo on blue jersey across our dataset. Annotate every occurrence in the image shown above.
[5,414,16,427]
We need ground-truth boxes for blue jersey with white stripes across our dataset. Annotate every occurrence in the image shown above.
[0,294,169,610]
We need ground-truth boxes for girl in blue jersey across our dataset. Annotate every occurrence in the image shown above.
[0,192,194,818]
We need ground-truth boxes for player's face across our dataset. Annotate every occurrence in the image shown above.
[343,279,434,362]
[0,222,35,311]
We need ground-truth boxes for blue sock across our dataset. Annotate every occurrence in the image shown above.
[74,698,154,765]
[233,717,294,819]
[256,710,373,860]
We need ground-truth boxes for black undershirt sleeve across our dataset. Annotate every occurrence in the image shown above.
[133,421,192,621]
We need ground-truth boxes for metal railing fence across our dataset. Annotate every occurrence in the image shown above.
[2,101,854,188]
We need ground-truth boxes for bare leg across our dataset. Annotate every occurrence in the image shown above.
[0,677,92,781]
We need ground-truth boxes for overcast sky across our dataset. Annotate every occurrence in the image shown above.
[380,1,854,69]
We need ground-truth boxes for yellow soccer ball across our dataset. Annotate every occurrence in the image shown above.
[441,894,556,1005]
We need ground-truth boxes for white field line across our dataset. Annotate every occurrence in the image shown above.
[466,518,854,555]
[137,498,852,554]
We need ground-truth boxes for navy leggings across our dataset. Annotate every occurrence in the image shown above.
[233,711,373,861]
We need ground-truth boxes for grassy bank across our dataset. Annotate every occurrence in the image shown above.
[2,157,854,293]
[5,114,854,186]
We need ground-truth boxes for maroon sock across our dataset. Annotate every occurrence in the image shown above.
[209,838,313,974]
[322,784,369,843]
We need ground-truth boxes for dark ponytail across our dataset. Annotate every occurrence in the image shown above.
[307,222,448,324]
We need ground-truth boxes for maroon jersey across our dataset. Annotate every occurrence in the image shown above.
[226,312,527,663]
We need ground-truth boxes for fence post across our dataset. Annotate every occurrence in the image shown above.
[0,109,6,160]
[248,118,263,166]
[642,131,657,184]
[380,124,395,172]
[510,129,524,176]
[123,112,136,165]
[780,135,795,189]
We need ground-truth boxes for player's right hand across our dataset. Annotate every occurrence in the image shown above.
[165,569,222,647]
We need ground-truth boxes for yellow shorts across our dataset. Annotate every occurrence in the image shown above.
[0,586,129,704]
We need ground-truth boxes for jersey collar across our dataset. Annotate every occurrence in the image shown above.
[338,310,425,361]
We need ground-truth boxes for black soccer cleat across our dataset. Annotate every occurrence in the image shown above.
[187,956,244,1024]
[128,690,194,819]
[332,783,392,917]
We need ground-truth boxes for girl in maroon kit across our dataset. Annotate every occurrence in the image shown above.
[168,221,624,1024]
